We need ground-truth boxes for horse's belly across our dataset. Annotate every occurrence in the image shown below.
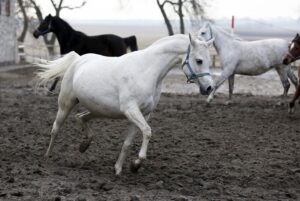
[73,77,124,118]
[234,63,271,76]
[77,95,124,118]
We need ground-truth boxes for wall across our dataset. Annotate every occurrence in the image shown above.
[0,0,16,65]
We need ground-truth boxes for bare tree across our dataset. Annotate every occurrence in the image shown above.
[17,0,29,42]
[16,0,86,55]
[156,0,209,35]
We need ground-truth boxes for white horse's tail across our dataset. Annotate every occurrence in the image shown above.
[36,51,80,86]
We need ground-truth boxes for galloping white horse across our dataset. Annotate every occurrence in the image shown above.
[198,22,298,103]
[36,34,214,175]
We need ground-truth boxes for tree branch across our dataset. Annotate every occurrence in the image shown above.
[61,1,86,10]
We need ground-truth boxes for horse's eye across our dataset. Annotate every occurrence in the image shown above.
[196,59,203,65]
[201,32,205,35]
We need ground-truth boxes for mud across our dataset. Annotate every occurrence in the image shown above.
[0,67,299,201]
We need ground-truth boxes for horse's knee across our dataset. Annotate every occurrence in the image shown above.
[142,126,151,140]
[283,80,290,90]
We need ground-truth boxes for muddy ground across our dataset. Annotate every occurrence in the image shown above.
[0,67,300,201]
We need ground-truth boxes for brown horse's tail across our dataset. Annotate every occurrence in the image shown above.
[123,35,138,52]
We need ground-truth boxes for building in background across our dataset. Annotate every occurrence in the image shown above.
[0,0,16,66]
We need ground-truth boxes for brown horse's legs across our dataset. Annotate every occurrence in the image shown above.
[289,68,300,113]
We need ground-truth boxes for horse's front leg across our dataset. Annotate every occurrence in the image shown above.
[286,65,298,89]
[227,74,235,104]
[207,68,234,103]
[122,103,151,174]
[275,65,290,98]
[114,124,139,175]
[289,69,300,113]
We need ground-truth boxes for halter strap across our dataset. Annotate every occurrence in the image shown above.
[37,21,52,35]
[181,45,211,83]
[286,50,300,61]
[287,40,300,61]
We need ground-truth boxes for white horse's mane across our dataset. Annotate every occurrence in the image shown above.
[208,23,243,41]
[150,34,187,47]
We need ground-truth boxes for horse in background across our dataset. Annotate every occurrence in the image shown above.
[33,14,138,91]
[282,33,300,113]
[198,22,298,104]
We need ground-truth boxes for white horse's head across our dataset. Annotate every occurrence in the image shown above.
[198,22,213,41]
[182,34,214,95]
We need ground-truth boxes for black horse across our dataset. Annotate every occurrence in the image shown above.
[33,14,138,91]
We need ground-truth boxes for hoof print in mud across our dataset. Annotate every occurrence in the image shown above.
[79,140,91,153]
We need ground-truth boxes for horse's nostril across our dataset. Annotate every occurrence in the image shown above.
[207,86,212,92]
[283,58,288,65]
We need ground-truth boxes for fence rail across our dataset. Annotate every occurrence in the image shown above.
[18,44,60,63]
[17,44,299,69]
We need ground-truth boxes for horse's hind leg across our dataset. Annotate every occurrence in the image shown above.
[75,111,96,153]
[49,77,59,92]
[45,94,77,157]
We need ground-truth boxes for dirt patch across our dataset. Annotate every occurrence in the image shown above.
[0,68,299,200]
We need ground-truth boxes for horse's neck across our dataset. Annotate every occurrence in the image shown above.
[52,19,75,53]
[212,26,234,53]
[148,35,188,82]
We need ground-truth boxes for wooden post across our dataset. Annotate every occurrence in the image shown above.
[231,15,235,34]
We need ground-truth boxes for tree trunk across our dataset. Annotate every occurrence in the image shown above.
[156,0,174,35]
[17,0,28,42]
[30,0,56,55]
[178,0,185,34]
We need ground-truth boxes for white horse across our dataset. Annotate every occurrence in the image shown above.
[36,34,214,175]
[198,22,298,103]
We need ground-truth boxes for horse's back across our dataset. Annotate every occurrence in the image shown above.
[231,39,289,75]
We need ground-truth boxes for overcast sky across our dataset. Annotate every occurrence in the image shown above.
[40,0,300,21]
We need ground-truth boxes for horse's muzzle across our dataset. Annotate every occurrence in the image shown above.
[200,86,213,95]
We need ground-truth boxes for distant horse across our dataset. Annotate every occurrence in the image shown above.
[33,14,138,91]
[282,33,300,113]
[36,34,214,175]
[198,22,298,103]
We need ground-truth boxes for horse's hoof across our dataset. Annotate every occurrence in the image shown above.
[289,102,295,114]
[115,168,122,176]
[79,140,91,153]
[130,160,142,173]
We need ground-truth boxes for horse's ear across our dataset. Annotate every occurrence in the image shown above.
[296,33,300,38]
[189,33,196,46]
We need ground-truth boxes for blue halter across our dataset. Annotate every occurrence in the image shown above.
[181,45,211,83]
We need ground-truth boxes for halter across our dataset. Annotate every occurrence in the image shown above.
[181,45,211,83]
[37,21,52,35]
[287,41,300,61]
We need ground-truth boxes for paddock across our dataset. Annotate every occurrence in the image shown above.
[0,67,299,200]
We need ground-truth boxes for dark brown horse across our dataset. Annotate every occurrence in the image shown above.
[283,33,300,113]
[33,14,138,91]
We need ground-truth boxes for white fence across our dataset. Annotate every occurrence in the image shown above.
[18,44,60,63]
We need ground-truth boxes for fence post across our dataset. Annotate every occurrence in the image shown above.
[18,44,26,63]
